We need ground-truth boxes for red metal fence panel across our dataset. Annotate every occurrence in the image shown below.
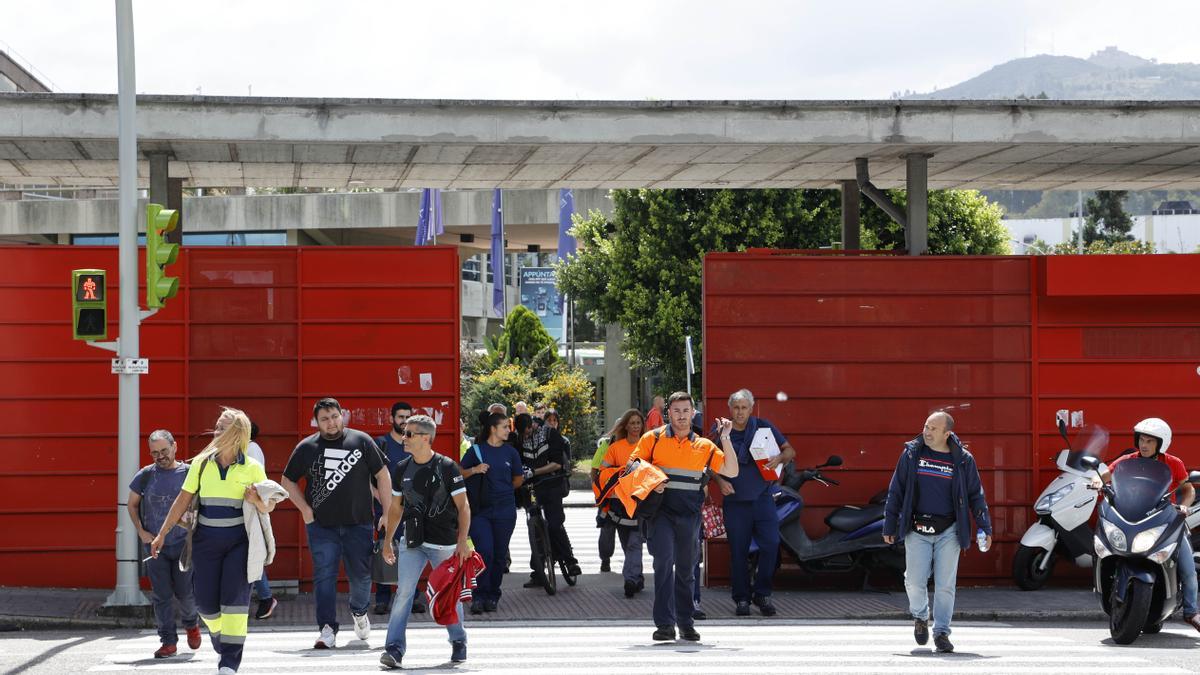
[0,246,460,588]
[703,252,1200,585]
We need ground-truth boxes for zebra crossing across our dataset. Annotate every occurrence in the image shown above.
[80,621,1192,674]
[506,504,626,576]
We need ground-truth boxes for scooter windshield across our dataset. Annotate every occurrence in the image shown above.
[1110,457,1173,522]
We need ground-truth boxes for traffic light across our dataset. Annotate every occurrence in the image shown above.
[72,268,107,340]
[145,203,179,308]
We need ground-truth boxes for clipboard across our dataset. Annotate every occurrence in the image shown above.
[749,428,782,480]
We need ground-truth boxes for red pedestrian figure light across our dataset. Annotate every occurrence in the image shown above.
[82,277,98,300]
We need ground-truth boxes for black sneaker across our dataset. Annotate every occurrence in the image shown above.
[913,618,929,645]
[624,580,639,598]
[523,575,546,589]
[450,639,467,663]
[372,602,390,616]
[411,597,427,614]
[652,625,676,641]
[692,607,707,621]
[679,626,701,642]
[934,632,954,653]
[752,595,777,617]
[567,563,583,577]
[379,646,403,669]
[483,599,498,612]
[469,600,484,615]
[255,597,277,620]
[735,601,751,616]
[600,560,612,573]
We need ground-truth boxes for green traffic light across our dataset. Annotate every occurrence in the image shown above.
[146,203,180,308]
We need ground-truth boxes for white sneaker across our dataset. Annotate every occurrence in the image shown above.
[352,612,371,640]
[313,624,336,649]
[217,668,237,674]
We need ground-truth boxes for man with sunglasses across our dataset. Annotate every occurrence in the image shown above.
[373,402,425,615]
[380,414,472,668]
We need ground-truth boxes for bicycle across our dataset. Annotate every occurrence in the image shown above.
[520,475,579,595]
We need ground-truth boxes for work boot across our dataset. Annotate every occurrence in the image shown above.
[692,606,707,621]
[934,632,954,653]
[735,601,751,616]
[652,625,676,641]
[752,595,777,617]
[153,644,177,659]
[624,580,639,598]
[913,618,929,646]
[185,625,202,650]
[679,626,701,642]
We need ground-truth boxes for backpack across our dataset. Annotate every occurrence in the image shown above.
[464,445,490,513]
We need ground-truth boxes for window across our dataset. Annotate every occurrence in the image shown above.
[462,255,482,282]
[73,232,287,246]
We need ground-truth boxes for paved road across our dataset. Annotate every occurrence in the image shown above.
[3,620,1197,674]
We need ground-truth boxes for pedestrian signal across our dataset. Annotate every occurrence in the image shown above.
[72,268,107,340]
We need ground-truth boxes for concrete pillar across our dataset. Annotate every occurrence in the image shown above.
[905,154,930,256]
[147,153,183,244]
[604,323,633,426]
[840,180,861,251]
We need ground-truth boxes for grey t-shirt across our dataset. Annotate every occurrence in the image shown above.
[129,463,190,547]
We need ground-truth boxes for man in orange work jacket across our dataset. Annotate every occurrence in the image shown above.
[630,391,739,643]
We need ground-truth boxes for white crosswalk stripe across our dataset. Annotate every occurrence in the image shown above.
[84,621,1191,673]
[507,505,639,576]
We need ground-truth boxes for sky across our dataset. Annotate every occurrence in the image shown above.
[3,0,1200,100]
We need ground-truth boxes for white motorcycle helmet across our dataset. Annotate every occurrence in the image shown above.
[1133,417,1172,455]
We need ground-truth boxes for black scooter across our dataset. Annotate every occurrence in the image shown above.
[1081,454,1200,644]
[773,455,905,585]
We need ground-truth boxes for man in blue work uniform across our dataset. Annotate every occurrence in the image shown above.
[631,391,740,642]
[711,389,795,617]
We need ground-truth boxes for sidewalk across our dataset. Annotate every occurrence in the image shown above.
[0,582,1104,632]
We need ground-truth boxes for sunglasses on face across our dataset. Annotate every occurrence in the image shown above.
[404,430,430,439]
[149,449,172,457]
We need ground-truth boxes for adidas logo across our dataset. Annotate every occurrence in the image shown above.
[323,448,363,491]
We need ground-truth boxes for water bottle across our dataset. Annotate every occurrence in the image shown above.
[976,528,990,552]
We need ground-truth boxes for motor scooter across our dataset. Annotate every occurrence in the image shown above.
[1082,454,1200,644]
[1013,417,1108,590]
[773,455,904,586]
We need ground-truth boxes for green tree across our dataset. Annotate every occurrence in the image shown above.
[497,305,558,365]
[558,188,1011,390]
[461,363,538,437]
[1076,190,1134,245]
[536,367,600,462]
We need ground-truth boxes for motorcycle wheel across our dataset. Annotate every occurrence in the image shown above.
[1012,544,1056,591]
[1109,579,1152,645]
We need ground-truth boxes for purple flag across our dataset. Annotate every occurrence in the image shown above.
[433,188,445,238]
[490,188,505,317]
[415,188,431,246]
[556,188,576,260]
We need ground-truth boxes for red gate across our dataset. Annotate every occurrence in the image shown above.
[0,246,460,588]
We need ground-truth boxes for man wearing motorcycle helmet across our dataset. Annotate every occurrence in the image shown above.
[1098,418,1199,633]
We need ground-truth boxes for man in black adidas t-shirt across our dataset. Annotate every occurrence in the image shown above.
[282,397,391,649]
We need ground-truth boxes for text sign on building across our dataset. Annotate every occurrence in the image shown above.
[519,267,564,344]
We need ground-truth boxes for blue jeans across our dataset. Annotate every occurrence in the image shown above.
[252,570,272,601]
[725,492,780,602]
[469,509,517,603]
[1178,533,1197,617]
[385,539,467,654]
[904,527,961,636]
[306,522,373,633]
[146,540,198,645]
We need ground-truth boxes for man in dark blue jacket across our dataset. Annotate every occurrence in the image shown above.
[883,411,991,654]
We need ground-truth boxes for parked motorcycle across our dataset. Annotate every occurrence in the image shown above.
[1081,454,1200,644]
[773,455,904,584]
[1013,418,1109,590]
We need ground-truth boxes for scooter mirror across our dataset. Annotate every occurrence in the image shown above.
[1079,455,1100,474]
[1188,470,1200,484]
[1056,418,1070,444]
[822,455,844,468]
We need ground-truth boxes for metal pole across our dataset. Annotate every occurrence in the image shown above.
[105,0,148,607]
[1076,191,1084,254]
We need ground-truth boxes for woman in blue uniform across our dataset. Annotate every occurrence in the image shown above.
[461,411,525,614]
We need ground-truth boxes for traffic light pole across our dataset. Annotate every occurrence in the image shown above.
[104,0,148,608]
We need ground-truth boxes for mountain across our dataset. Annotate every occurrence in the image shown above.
[904,47,1200,100]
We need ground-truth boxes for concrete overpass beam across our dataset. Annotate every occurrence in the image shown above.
[905,153,931,256]
[840,180,860,251]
